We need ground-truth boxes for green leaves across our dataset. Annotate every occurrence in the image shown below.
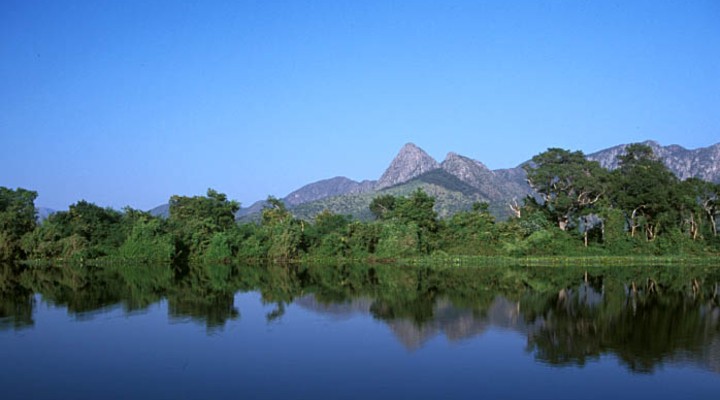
[168,189,241,261]
[609,144,680,240]
[0,187,37,260]
[524,148,608,231]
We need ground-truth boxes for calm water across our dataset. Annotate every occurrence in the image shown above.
[1,263,719,399]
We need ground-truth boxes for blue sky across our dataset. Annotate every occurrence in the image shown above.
[2,0,719,210]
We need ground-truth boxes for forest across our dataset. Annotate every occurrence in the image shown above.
[1,144,719,265]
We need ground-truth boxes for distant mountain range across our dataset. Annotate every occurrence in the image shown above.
[148,140,720,221]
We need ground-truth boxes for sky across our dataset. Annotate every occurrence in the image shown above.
[1,0,719,211]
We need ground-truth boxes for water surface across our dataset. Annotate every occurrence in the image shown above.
[1,263,718,399]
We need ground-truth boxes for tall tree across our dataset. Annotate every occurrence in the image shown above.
[609,143,679,240]
[523,148,608,231]
[369,194,397,221]
[260,197,304,260]
[169,189,240,231]
[679,178,720,238]
[372,189,440,254]
[168,189,240,259]
[0,187,37,260]
[261,196,292,226]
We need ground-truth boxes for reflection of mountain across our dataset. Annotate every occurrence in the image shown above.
[294,296,374,320]
[297,294,533,350]
[384,297,529,350]
[294,286,720,374]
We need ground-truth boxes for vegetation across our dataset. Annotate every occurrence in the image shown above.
[1,143,719,266]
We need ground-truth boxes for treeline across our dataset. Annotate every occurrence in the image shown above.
[1,144,719,264]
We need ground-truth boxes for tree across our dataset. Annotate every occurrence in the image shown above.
[442,202,496,255]
[523,148,608,232]
[168,189,241,260]
[393,189,439,234]
[678,178,720,238]
[169,188,240,231]
[261,196,291,226]
[609,144,679,240]
[260,197,305,261]
[369,195,397,220]
[0,187,37,260]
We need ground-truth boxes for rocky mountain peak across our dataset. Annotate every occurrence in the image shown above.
[376,143,440,189]
[442,152,491,171]
[440,152,507,200]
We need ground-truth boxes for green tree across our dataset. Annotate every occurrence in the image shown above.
[393,189,440,253]
[25,200,125,259]
[168,189,240,261]
[0,187,37,260]
[115,216,174,263]
[259,197,305,261]
[261,196,292,226]
[679,178,719,238]
[369,194,397,220]
[609,144,679,241]
[169,189,239,231]
[523,148,608,232]
[442,202,497,255]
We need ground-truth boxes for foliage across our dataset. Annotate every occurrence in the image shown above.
[168,189,240,262]
[0,187,37,261]
[523,148,608,232]
[609,144,680,241]
[115,216,174,263]
[23,200,125,260]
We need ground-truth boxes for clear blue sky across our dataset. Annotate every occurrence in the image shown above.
[2,0,719,210]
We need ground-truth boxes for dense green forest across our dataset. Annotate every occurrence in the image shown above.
[1,144,719,265]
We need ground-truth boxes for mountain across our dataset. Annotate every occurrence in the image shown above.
[160,140,720,223]
[149,203,170,218]
[278,141,720,222]
[588,140,720,183]
[440,152,530,203]
[290,171,490,221]
[284,176,376,207]
[440,152,494,191]
[376,143,440,190]
[235,200,266,219]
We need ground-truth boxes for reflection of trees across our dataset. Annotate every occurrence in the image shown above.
[294,264,720,374]
[167,290,239,330]
[0,264,34,329]
[16,263,168,316]
[19,263,129,316]
[2,260,720,374]
[526,283,720,373]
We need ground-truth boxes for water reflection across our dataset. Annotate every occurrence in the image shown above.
[1,261,719,374]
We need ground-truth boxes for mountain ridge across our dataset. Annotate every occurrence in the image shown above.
[587,140,720,182]
[149,140,720,221]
